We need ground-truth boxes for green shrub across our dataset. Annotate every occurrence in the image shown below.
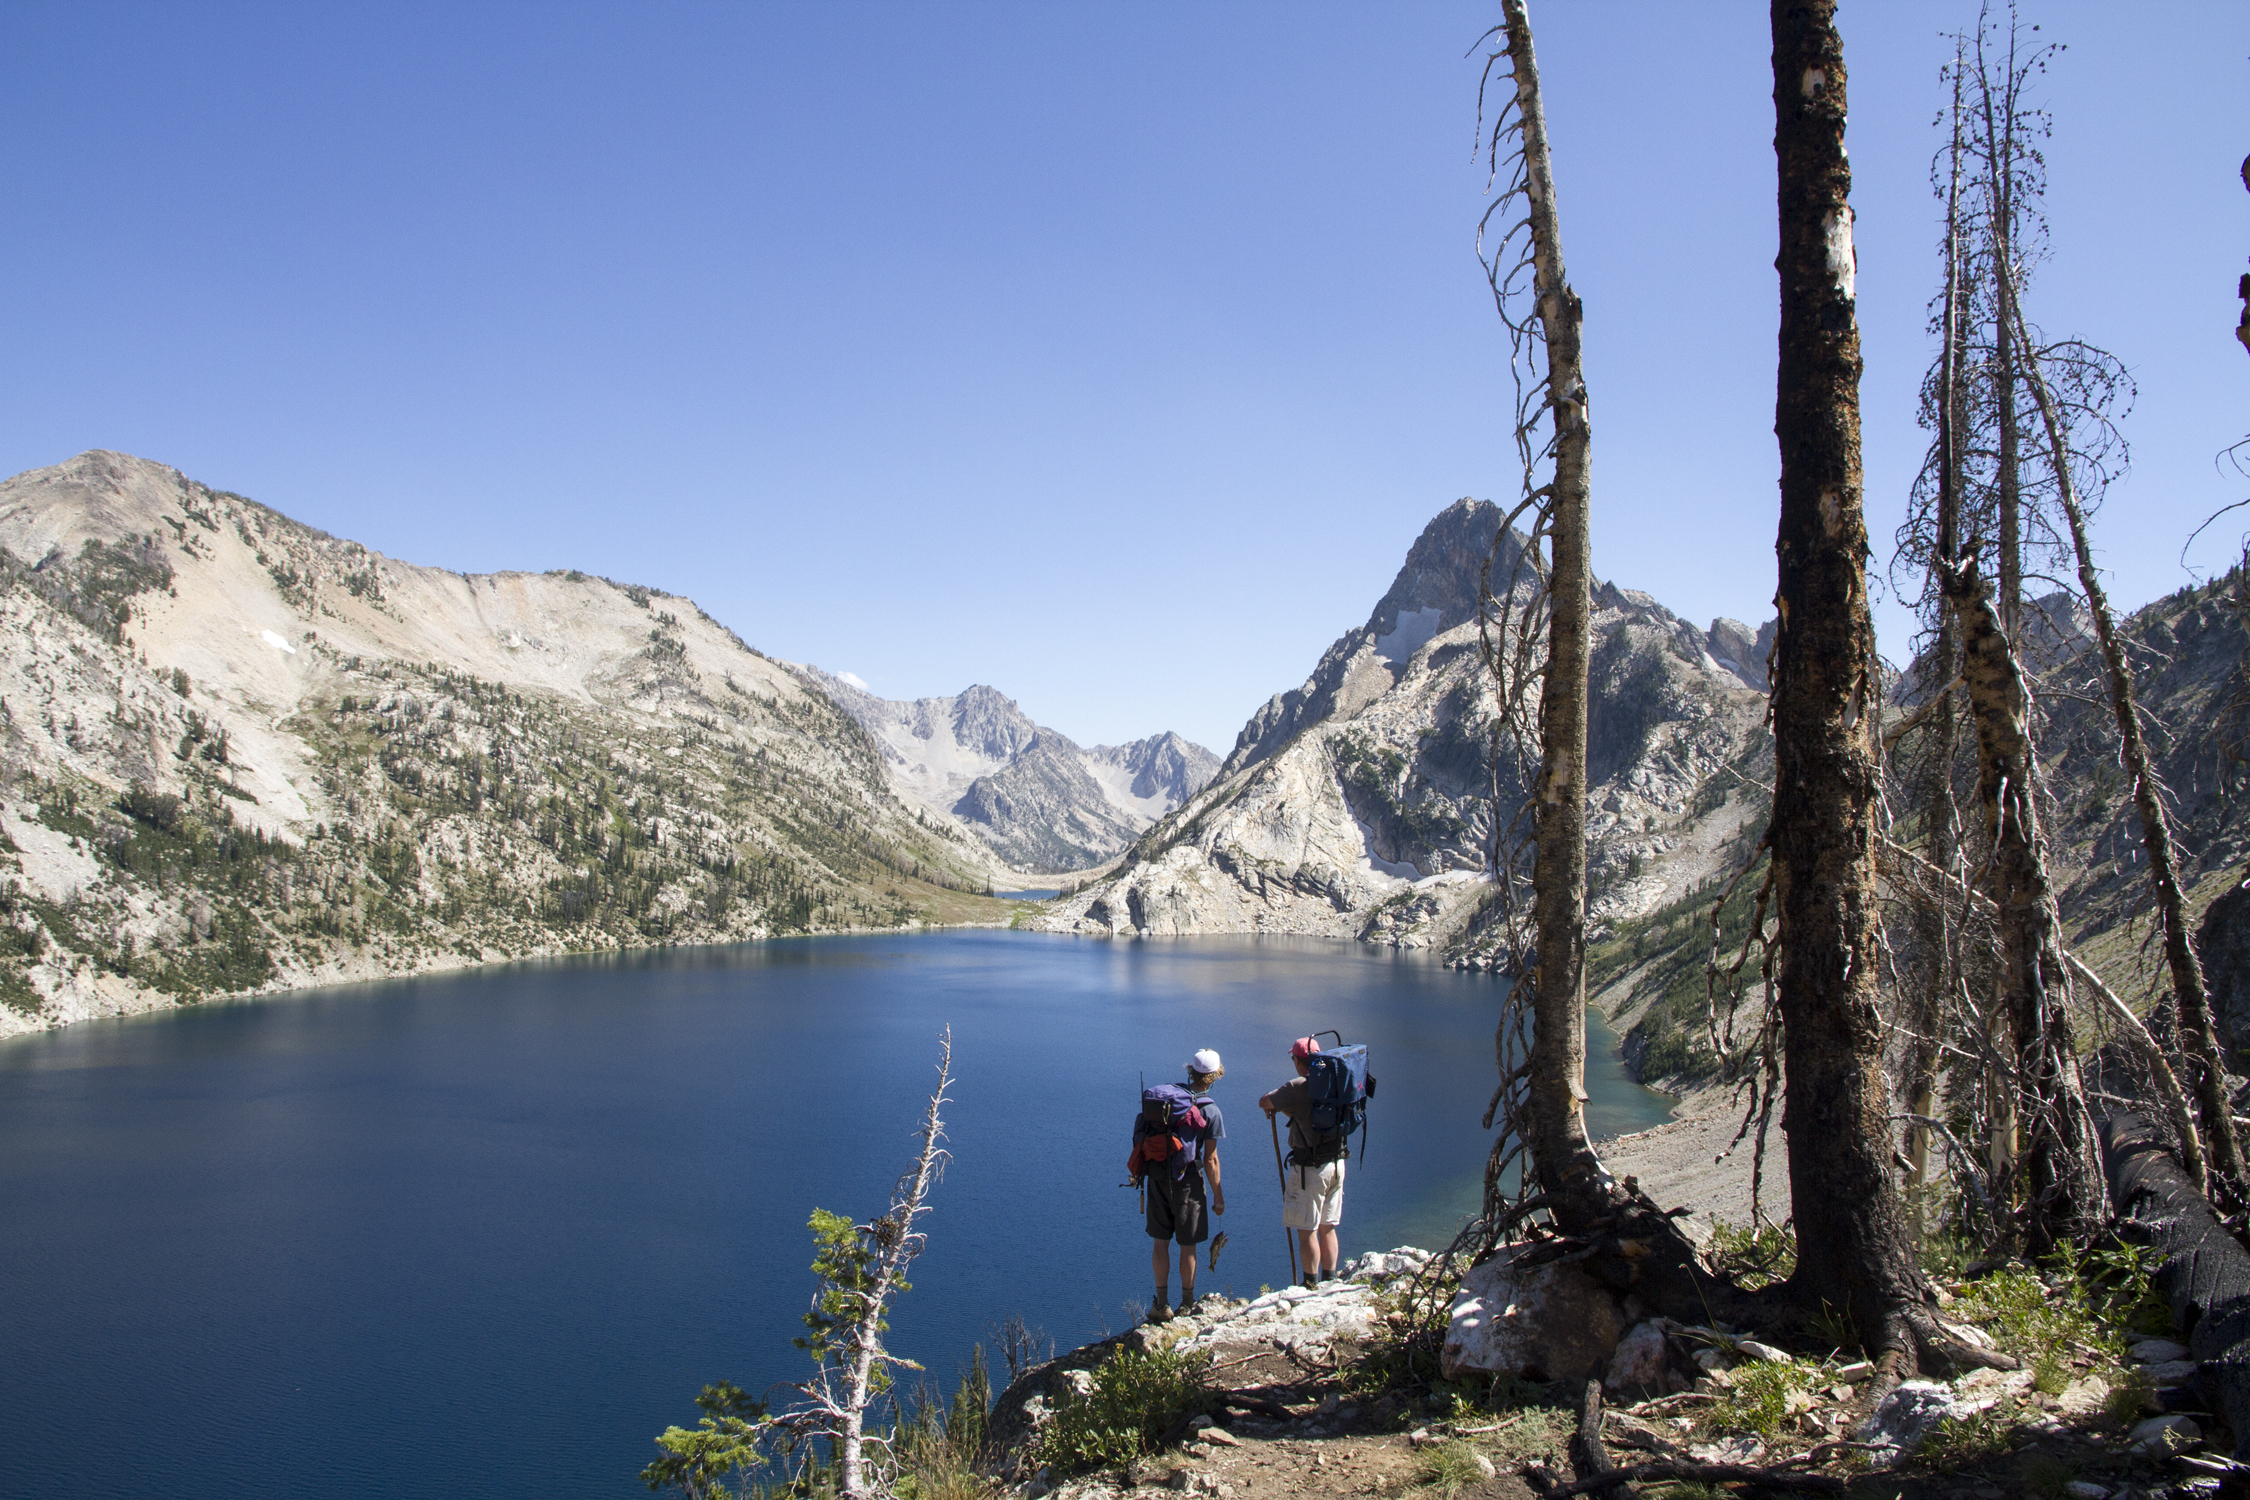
[1953,1257,2127,1370]
[1705,1219,1796,1291]
[1413,1440,1487,1497]
[1033,1347,1208,1474]
[1921,1406,2012,1473]
[892,1352,998,1500]
[2069,1240,2171,1337]
[1711,1359,1821,1438]
[2015,1449,2080,1499]
[2104,1367,2155,1422]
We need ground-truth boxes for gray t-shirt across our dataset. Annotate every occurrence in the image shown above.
[1195,1097,1225,1150]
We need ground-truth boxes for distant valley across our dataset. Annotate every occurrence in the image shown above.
[805,671,1217,874]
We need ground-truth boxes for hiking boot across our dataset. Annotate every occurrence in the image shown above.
[1177,1294,1200,1316]
[1148,1297,1173,1324]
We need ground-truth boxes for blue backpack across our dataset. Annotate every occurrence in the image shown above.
[1128,1083,1209,1185]
[1292,1040,1375,1166]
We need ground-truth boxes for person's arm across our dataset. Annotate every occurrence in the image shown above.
[1205,1142,1224,1213]
[1259,1089,1280,1118]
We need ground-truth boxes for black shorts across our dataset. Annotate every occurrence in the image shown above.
[1145,1172,1208,1245]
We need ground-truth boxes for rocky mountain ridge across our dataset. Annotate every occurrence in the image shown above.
[0,451,1006,1035]
[1028,489,2250,1098]
[1585,570,2250,1092]
[1034,498,1777,955]
[804,670,1218,873]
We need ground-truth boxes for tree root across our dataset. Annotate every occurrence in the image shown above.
[1567,1380,1630,1500]
[1864,1303,2016,1403]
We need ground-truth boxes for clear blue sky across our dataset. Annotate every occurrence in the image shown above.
[2,3,2242,754]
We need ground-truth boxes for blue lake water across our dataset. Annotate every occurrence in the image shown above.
[0,929,1670,1500]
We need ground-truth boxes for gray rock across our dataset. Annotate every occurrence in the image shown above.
[1606,1320,1670,1395]
[2132,1339,2191,1365]
[2057,1375,2114,1417]
[1857,1380,1971,1466]
[2145,1359,2202,1387]
[1440,1247,1626,1384]
[2129,1413,2202,1454]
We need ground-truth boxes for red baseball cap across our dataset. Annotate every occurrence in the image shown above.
[1291,1037,1321,1062]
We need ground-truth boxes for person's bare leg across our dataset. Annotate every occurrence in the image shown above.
[1317,1225,1340,1278]
[1293,1228,1317,1284]
[1151,1238,1169,1302]
[1179,1245,1199,1303]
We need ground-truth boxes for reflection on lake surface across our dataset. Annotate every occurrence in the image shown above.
[0,930,1669,1500]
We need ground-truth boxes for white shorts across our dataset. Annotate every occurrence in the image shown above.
[1282,1158,1345,1230]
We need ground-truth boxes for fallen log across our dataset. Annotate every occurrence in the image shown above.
[1529,1461,1845,1497]
[2100,1112,2250,1460]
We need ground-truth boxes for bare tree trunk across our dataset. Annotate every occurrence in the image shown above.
[1905,58,1973,1233]
[1500,0,1604,1218]
[2068,952,2207,1188]
[836,1031,955,1500]
[1470,4,1717,1323]
[1976,30,2024,637]
[1939,562,2107,1252]
[2013,296,2247,1195]
[1769,0,1935,1370]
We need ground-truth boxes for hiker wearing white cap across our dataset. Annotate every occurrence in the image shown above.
[1134,1048,1226,1323]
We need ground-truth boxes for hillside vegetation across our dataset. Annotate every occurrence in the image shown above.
[0,451,1006,1033]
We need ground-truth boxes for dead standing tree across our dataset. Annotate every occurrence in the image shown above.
[644,1030,957,1500]
[2010,283,2248,1196]
[1768,0,2002,1378]
[1464,0,1710,1314]
[1939,558,2107,1251]
[1894,41,1976,1229]
[1487,0,1601,1231]
[1886,13,2120,1247]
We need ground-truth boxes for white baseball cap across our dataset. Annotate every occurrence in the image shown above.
[1186,1048,1223,1076]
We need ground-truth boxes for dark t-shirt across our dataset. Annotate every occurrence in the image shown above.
[1268,1077,1313,1152]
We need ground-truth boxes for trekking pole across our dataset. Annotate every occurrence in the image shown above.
[1270,1112,1298,1287]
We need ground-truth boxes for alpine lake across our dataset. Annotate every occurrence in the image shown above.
[0,929,1672,1499]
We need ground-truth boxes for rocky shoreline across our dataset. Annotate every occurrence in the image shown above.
[990,1226,2224,1500]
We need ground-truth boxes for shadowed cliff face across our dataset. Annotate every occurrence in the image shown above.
[1036,499,1776,958]
[0,451,1000,1035]
[801,671,1220,873]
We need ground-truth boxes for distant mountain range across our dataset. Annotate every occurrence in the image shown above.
[0,451,1002,1035]
[7,451,2237,1068]
[803,672,1216,874]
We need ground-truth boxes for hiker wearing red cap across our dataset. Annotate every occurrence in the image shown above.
[1260,1037,1344,1285]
